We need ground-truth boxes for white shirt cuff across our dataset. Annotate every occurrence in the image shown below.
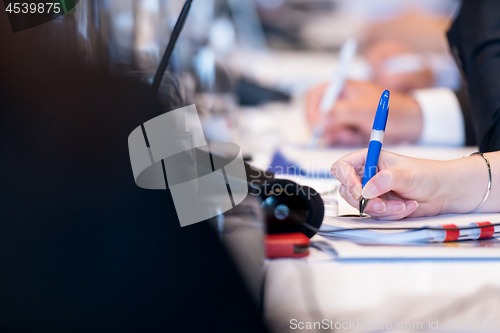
[413,88,465,146]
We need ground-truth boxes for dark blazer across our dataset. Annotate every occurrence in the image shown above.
[448,0,500,153]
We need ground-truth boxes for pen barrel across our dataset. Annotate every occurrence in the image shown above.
[362,140,382,187]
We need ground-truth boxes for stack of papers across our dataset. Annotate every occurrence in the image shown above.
[312,213,500,259]
[320,213,500,244]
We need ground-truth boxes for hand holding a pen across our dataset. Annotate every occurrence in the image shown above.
[305,80,423,146]
[331,150,499,220]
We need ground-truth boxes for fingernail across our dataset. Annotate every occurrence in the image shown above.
[406,200,419,211]
[373,202,386,213]
[361,183,378,199]
[393,202,406,213]
[353,184,362,200]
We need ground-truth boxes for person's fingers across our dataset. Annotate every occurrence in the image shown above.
[361,168,415,199]
[336,129,366,146]
[366,199,419,220]
[329,102,374,137]
[322,113,345,144]
[322,82,387,145]
[372,71,406,91]
[339,184,388,214]
[332,150,368,200]
[332,150,368,179]
[336,170,362,201]
[322,116,354,143]
[340,80,371,100]
[366,40,413,60]
[305,83,329,125]
[341,182,420,219]
[325,128,367,146]
[365,46,391,67]
[374,72,422,93]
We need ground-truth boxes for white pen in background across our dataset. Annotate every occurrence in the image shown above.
[308,38,358,148]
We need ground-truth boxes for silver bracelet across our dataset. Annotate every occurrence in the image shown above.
[470,152,492,212]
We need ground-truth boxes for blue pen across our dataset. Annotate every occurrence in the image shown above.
[359,90,390,216]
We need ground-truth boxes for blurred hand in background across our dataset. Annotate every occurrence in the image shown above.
[365,40,434,92]
[363,13,451,54]
[306,80,423,146]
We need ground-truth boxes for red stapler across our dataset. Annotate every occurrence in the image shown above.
[265,233,310,259]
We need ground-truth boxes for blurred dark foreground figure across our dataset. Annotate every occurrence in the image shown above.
[0,13,268,333]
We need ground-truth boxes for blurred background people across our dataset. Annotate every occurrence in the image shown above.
[65,0,474,152]
[333,0,500,219]
[304,1,475,148]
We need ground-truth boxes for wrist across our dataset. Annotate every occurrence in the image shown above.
[440,155,489,214]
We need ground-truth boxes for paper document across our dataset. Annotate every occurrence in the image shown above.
[319,213,500,244]
[308,213,500,260]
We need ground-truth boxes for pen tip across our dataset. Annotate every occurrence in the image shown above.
[359,198,368,216]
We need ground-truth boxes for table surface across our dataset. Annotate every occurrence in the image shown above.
[234,100,500,333]
[226,50,500,333]
[259,144,500,333]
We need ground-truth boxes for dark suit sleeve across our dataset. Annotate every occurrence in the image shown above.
[447,0,500,153]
